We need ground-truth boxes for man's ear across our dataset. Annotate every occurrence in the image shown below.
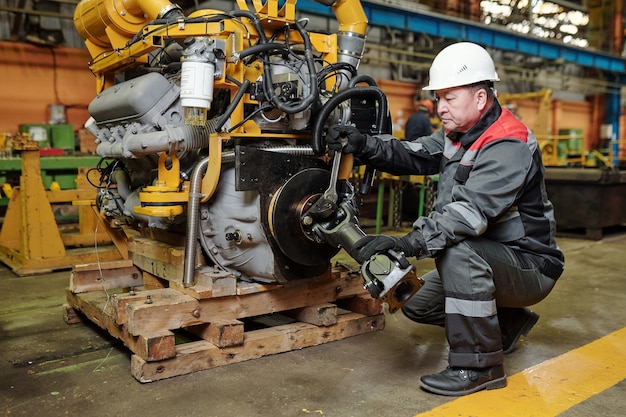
[476,88,488,111]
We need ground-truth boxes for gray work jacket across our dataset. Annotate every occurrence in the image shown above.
[356,101,564,279]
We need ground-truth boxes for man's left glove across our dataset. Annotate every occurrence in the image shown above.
[350,230,427,264]
[325,125,367,154]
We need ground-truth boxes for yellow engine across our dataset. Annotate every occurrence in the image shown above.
[73,0,418,308]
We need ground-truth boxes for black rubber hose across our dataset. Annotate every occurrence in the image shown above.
[310,86,390,156]
[261,20,318,114]
[237,43,289,60]
[348,74,378,88]
[231,10,268,43]
[215,79,252,132]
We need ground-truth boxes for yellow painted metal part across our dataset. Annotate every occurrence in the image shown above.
[86,18,337,89]
[0,150,65,258]
[251,0,297,24]
[144,152,183,192]
[200,133,225,203]
[73,0,178,59]
[70,0,370,222]
[133,204,184,217]
[76,0,349,211]
[332,0,368,35]
[79,0,347,98]
[2,183,12,198]
[0,150,123,274]
[122,126,226,214]
[415,326,626,417]
[136,152,188,217]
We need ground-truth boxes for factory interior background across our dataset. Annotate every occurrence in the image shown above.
[1,0,626,416]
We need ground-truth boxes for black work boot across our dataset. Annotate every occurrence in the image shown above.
[499,307,540,354]
[419,366,507,396]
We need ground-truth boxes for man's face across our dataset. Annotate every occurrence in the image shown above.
[434,86,484,133]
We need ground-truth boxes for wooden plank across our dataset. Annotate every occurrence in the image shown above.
[65,288,126,341]
[65,289,176,361]
[130,313,385,382]
[91,206,129,259]
[66,267,387,382]
[128,237,186,267]
[63,304,83,324]
[236,281,283,295]
[336,295,384,316]
[169,268,237,299]
[127,237,205,280]
[141,271,169,290]
[130,252,183,282]
[134,331,177,362]
[195,268,237,297]
[287,303,337,326]
[169,281,213,299]
[125,272,369,336]
[128,237,188,282]
[189,320,245,347]
[73,259,134,272]
[114,288,188,326]
[70,260,142,293]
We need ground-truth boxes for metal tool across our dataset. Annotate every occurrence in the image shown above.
[361,250,424,313]
[311,200,424,313]
[302,136,347,221]
[322,148,344,205]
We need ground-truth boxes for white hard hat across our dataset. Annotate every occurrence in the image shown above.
[422,42,499,91]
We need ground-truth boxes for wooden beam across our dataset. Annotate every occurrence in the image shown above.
[130,313,385,382]
[70,260,142,293]
[125,272,369,336]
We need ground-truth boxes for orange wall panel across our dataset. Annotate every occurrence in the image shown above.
[376,79,420,135]
[552,100,593,150]
[0,41,96,134]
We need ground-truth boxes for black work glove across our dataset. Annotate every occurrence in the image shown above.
[325,125,367,154]
[351,230,427,264]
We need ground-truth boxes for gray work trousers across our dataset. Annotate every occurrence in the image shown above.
[401,237,557,369]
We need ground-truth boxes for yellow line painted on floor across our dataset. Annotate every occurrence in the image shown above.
[415,326,626,417]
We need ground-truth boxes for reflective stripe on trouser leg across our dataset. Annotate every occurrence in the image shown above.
[436,239,503,368]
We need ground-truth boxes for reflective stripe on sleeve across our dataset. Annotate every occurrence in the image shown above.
[446,201,487,234]
[402,141,425,152]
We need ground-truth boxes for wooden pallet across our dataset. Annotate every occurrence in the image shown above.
[64,241,384,382]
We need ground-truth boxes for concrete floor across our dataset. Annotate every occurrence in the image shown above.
[1,231,625,417]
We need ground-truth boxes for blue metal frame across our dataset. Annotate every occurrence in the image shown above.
[605,75,622,166]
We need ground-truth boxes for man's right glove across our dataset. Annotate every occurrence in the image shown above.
[325,125,367,154]
[350,230,427,264]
